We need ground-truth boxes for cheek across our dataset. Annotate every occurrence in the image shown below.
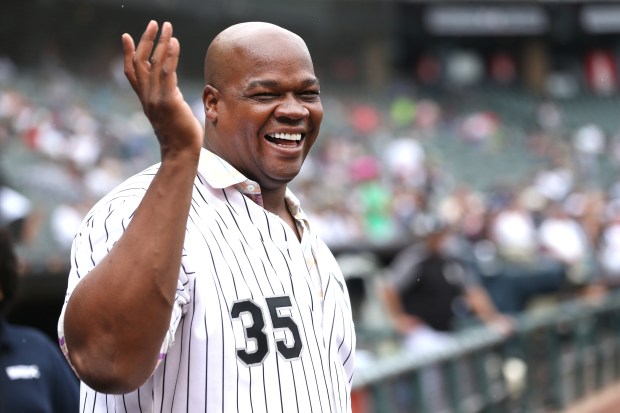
[304,131,320,158]
[245,108,273,134]
[308,105,323,143]
[313,104,324,124]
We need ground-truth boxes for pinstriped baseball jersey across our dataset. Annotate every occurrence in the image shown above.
[58,148,356,413]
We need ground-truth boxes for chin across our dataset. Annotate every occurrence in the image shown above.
[265,170,300,187]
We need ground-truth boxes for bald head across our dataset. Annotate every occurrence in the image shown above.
[204,22,312,87]
[199,21,323,192]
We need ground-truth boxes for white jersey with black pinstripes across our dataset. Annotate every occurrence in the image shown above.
[57,148,356,413]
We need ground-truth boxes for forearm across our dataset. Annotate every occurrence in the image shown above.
[382,285,403,320]
[382,285,424,333]
[466,287,516,336]
[467,287,500,322]
[64,151,199,394]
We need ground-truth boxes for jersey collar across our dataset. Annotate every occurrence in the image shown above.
[197,148,305,220]
[198,148,248,189]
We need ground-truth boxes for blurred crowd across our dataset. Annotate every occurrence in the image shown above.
[0,55,159,271]
[2,53,620,305]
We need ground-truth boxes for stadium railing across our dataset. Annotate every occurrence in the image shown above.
[351,289,620,413]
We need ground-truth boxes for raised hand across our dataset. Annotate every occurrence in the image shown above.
[122,21,204,160]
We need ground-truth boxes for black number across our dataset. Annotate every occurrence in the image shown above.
[231,296,303,366]
[231,300,269,365]
[266,296,303,360]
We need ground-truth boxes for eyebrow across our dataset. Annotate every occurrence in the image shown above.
[245,78,320,90]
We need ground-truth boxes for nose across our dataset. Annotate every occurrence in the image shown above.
[274,94,309,120]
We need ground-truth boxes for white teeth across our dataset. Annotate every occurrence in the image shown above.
[269,133,302,141]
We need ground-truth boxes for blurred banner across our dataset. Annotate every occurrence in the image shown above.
[581,4,620,34]
[424,5,548,35]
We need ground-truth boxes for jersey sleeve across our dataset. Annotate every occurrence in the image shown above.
[57,177,192,376]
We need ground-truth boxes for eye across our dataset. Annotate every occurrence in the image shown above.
[251,92,278,101]
[299,90,320,102]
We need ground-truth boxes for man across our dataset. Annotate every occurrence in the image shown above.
[383,220,513,341]
[382,221,513,412]
[0,229,79,412]
[57,20,356,412]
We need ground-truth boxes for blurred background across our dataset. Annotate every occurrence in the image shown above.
[3,0,620,412]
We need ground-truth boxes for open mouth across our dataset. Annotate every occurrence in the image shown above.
[265,132,304,147]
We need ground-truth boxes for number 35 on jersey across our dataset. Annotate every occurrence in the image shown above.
[231,295,303,366]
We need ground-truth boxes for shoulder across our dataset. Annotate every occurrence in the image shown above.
[3,322,57,352]
[90,163,162,210]
[3,322,78,390]
[5,322,47,339]
[391,242,427,268]
[76,163,162,230]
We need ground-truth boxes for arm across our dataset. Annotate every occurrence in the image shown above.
[465,286,515,336]
[63,21,204,394]
[381,245,428,335]
[381,283,425,335]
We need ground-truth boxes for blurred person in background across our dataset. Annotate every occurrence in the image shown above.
[573,124,605,188]
[537,200,593,287]
[0,228,79,412]
[381,218,514,411]
[0,172,41,247]
[489,192,539,263]
[486,190,566,312]
[592,206,620,293]
[350,155,398,242]
[382,218,514,347]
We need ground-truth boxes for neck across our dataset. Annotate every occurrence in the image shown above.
[261,186,300,241]
[261,185,288,216]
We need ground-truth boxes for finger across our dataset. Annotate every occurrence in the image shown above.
[149,21,173,70]
[134,20,159,63]
[160,36,180,95]
[148,22,173,97]
[134,21,159,87]
[121,33,138,90]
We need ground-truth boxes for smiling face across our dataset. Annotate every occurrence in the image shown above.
[203,23,323,191]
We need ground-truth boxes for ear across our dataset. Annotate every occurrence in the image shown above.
[203,85,220,122]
